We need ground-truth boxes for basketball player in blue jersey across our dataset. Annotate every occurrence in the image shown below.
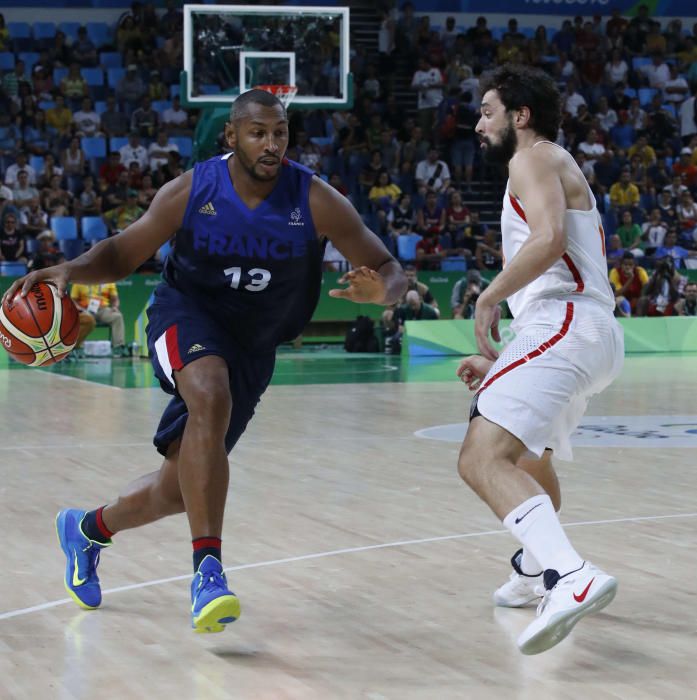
[4,90,407,633]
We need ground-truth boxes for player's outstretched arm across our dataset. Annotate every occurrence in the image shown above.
[309,178,407,305]
[2,171,192,303]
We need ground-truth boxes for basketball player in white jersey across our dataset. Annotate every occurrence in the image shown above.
[456,64,624,654]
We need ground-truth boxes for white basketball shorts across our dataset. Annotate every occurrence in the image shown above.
[473,297,624,461]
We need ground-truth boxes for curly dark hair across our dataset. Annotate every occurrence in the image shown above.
[479,64,561,141]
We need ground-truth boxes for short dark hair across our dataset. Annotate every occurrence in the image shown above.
[229,89,286,123]
[479,64,561,141]
[621,252,634,261]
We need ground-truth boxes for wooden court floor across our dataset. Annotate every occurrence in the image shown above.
[0,354,696,699]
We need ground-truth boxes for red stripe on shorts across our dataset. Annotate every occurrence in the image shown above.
[478,302,574,393]
[165,324,183,371]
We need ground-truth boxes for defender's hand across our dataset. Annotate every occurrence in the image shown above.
[474,294,501,361]
[456,355,494,391]
[329,266,387,304]
[1,264,72,307]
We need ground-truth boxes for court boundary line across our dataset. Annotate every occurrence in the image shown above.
[38,371,124,390]
[1,511,695,622]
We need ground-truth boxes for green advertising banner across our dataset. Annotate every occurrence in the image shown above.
[404,317,697,356]
[2,272,697,360]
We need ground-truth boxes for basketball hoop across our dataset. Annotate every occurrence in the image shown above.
[255,84,298,110]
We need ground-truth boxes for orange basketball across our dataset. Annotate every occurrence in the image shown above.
[0,282,79,366]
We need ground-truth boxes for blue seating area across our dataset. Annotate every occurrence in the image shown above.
[82,216,108,242]
[51,217,79,240]
[397,234,422,262]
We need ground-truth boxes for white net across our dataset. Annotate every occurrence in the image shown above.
[255,84,298,109]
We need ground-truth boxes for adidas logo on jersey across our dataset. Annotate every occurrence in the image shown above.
[198,202,216,216]
[187,343,206,354]
[288,207,304,226]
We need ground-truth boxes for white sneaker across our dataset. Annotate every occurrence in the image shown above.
[517,562,617,655]
[493,548,543,608]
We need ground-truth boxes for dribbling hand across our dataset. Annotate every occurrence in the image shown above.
[329,266,386,304]
[1,264,71,307]
[456,355,494,391]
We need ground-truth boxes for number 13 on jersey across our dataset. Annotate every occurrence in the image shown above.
[224,266,271,292]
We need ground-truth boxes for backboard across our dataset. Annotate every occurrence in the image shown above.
[182,4,352,110]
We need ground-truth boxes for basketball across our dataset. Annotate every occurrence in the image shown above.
[0,282,79,366]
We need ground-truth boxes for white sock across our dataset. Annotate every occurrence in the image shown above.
[519,506,561,575]
[520,547,542,575]
[503,495,583,576]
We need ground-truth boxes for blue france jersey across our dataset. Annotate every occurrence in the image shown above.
[162,154,324,351]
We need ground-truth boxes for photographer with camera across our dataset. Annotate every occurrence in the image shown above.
[450,268,489,320]
[636,256,683,316]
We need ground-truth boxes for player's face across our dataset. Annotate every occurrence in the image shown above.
[228,105,289,182]
[476,90,518,165]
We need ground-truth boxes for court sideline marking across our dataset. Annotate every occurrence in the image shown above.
[1,511,695,622]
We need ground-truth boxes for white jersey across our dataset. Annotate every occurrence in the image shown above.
[501,142,615,320]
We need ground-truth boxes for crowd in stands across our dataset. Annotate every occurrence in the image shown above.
[0,2,696,322]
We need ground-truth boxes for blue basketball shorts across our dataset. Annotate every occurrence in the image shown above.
[145,284,275,456]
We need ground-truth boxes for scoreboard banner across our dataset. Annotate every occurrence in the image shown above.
[413,0,692,16]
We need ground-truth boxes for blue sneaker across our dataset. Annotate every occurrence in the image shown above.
[191,555,240,633]
[56,509,109,610]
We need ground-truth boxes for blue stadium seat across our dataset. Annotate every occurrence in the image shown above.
[94,100,107,114]
[441,257,467,272]
[38,100,55,111]
[632,56,652,71]
[310,136,332,147]
[51,216,78,240]
[33,22,56,41]
[638,88,657,106]
[151,100,171,114]
[86,22,112,48]
[81,216,108,242]
[623,87,637,99]
[58,22,81,43]
[0,52,15,70]
[81,136,107,159]
[24,238,41,256]
[99,51,122,69]
[8,22,32,52]
[107,67,126,89]
[520,27,535,39]
[490,27,505,41]
[58,239,85,260]
[397,234,422,262]
[7,22,31,39]
[169,85,180,98]
[0,261,28,277]
[53,67,69,85]
[19,52,40,72]
[109,136,128,152]
[29,155,45,173]
[661,103,677,117]
[81,67,104,86]
[171,136,193,158]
